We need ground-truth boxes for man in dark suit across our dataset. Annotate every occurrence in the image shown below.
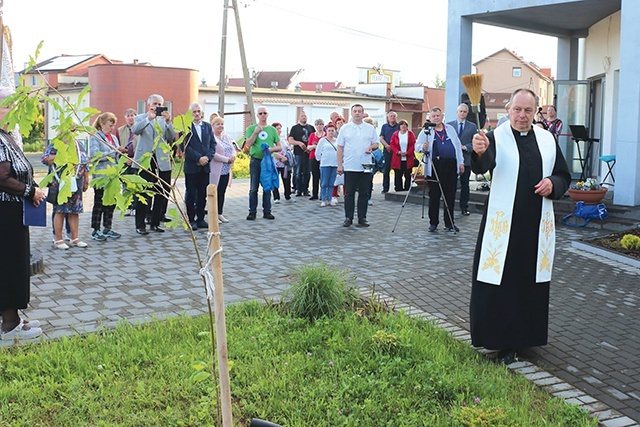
[184,103,216,230]
[448,103,477,216]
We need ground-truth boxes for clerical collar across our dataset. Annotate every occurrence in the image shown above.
[520,132,528,136]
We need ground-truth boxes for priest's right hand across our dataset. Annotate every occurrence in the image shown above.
[472,130,489,155]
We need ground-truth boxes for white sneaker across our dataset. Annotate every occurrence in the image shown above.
[274,199,280,204]
[218,214,229,223]
[1,323,43,340]
[331,197,338,206]
[320,201,326,207]
[367,199,373,206]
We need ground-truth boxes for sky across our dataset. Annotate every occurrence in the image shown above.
[4,0,557,88]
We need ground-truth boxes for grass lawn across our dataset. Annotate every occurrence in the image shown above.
[0,302,596,426]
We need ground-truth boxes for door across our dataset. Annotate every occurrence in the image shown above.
[554,80,590,178]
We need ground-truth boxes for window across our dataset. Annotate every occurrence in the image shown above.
[512,67,522,78]
[30,75,37,86]
[137,100,146,114]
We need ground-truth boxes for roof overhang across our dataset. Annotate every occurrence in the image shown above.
[467,0,621,38]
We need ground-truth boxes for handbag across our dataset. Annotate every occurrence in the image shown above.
[561,201,608,227]
[46,184,59,204]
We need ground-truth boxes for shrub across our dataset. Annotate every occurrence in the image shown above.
[22,139,47,153]
[232,152,250,179]
[284,262,353,320]
[620,234,640,250]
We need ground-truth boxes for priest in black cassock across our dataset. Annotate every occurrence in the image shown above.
[469,89,571,364]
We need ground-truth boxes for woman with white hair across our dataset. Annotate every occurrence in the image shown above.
[0,86,46,340]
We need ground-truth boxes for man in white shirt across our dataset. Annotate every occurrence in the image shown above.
[336,104,379,227]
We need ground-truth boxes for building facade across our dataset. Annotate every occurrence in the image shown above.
[447,0,639,206]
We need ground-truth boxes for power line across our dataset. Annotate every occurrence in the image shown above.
[247,0,446,54]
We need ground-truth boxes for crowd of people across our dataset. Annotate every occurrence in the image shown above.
[3,88,571,369]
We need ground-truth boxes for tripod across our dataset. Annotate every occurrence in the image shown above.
[391,126,457,234]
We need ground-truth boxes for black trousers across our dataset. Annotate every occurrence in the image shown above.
[428,158,458,228]
[91,188,116,230]
[217,173,230,215]
[273,166,291,200]
[136,163,171,229]
[344,171,371,221]
[393,160,412,191]
[185,170,209,222]
[459,165,471,211]
[382,149,392,192]
[309,157,320,198]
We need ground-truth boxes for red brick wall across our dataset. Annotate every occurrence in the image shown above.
[88,64,198,123]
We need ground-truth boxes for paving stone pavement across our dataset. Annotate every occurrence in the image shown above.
[3,175,640,426]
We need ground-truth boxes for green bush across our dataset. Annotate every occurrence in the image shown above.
[232,152,250,179]
[22,139,47,153]
[620,234,640,250]
[284,262,354,320]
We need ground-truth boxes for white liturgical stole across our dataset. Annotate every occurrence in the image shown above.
[477,124,557,285]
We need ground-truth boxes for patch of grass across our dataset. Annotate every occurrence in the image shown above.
[0,304,597,426]
[283,262,355,320]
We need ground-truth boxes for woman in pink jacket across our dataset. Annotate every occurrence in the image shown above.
[209,116,236,223]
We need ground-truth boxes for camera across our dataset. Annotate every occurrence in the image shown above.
[423,120,436,129]
[154,106,168,116]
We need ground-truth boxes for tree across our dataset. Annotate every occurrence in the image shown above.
[433,74,446,89]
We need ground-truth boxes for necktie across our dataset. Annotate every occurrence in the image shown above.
[458,122,463,137]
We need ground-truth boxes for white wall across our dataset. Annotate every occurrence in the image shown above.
[583,12,621,175]
[198,91,387,142]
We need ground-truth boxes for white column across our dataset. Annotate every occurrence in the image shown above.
[614,0,640,205]
[446,11,473,122]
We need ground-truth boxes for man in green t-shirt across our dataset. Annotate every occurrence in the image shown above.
[244,106,281,220]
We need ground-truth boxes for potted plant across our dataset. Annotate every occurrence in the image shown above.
[567,178,608,204]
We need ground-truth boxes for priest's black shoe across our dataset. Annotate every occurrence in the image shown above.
[161,216,172,223]
[356,219,370,228]
[196,220,208,229]
[150,225,165,233]
[136,228,149,235]
[461,210,470,216]
[428,225,437,232]
[342,218,352,227]
[496,349,517,365]
[263,213,275,220]
[446,225,460,232]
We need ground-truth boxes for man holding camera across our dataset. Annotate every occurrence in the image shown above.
[416,107,464,232]
[131,94,176,234]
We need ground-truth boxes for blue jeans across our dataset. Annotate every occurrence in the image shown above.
[320,166,337,202]
[249,157,272,214]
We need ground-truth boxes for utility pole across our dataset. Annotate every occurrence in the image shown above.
[217,0,255,125]
[231,0,255,125]
[217,0,229,118]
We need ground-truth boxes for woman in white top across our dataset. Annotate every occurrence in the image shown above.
[314,122,339,206]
